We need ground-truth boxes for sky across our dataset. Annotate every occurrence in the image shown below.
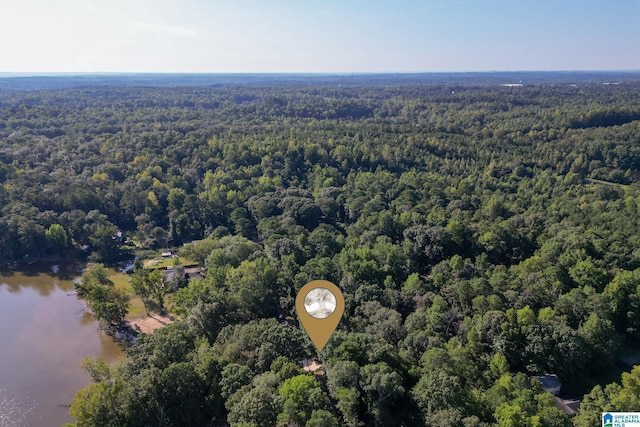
[0,0,638,73]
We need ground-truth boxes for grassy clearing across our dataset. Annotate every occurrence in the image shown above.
[107,268,179,321]
[109,270,131,291]
[107,270,148,320]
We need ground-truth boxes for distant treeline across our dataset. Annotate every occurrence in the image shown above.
[1,70,640,90]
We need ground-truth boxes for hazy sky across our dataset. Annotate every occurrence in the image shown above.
[0,0,638,73]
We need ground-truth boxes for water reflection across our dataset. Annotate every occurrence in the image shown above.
[0,388,36,427]
[0,262,83,295]
[0,263,124,427]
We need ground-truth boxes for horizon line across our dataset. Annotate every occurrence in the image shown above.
[1,69,640,77]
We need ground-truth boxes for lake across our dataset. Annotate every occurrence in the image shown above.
[0,263,124,427]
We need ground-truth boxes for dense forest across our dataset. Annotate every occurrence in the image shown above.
[2,80,640,426]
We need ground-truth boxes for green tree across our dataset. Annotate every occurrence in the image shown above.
[45,223,69,254]
[86,283,129,328]
[130,268,152,315]
[573,385,614,427]
[412,370,467,418]
[603,269,640,337]
[568,257,609,290]
[221,363,254,400]
[485,373,570,427]
[576,366,640,426]
[148,269,168,311]
[131,268,168,312]
[88,222,121,261]
[306,410,340,427]
[523,321,590,382]
[76,264,129,328]
[359,363,405,426]
[516,306,536,327]
[69,381,126,427]
[157,362,208,426]
[278,375,326,426]
[579,312,621,370]
[334,387,361,427]
[226,384,283,427]
[494,403,533,427]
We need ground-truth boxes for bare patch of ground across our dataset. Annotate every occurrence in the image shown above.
[127,314,173,334]
[302,358,322,373]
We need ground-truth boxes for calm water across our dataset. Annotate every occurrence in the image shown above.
[0,263,124,427]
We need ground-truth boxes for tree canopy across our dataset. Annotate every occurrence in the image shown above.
[2,81,640,426]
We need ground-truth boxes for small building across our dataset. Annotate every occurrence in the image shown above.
[161,252,173,258]
[184,267,202,280]
[163,266,202,290]
[534,374,562,396]
[554,397,580,417]
[164,267,176,283]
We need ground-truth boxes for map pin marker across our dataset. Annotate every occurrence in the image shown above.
[296,280,344,352]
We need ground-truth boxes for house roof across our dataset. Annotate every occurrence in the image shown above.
[554,397,580,416]
[164,269,176,282]
[184,267,202,279]
[534,374,562,391]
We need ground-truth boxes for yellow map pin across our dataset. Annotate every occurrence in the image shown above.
[296,280,345,352]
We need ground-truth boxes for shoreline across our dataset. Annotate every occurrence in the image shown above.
[2,260,175,344]
[103,314,175,347]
